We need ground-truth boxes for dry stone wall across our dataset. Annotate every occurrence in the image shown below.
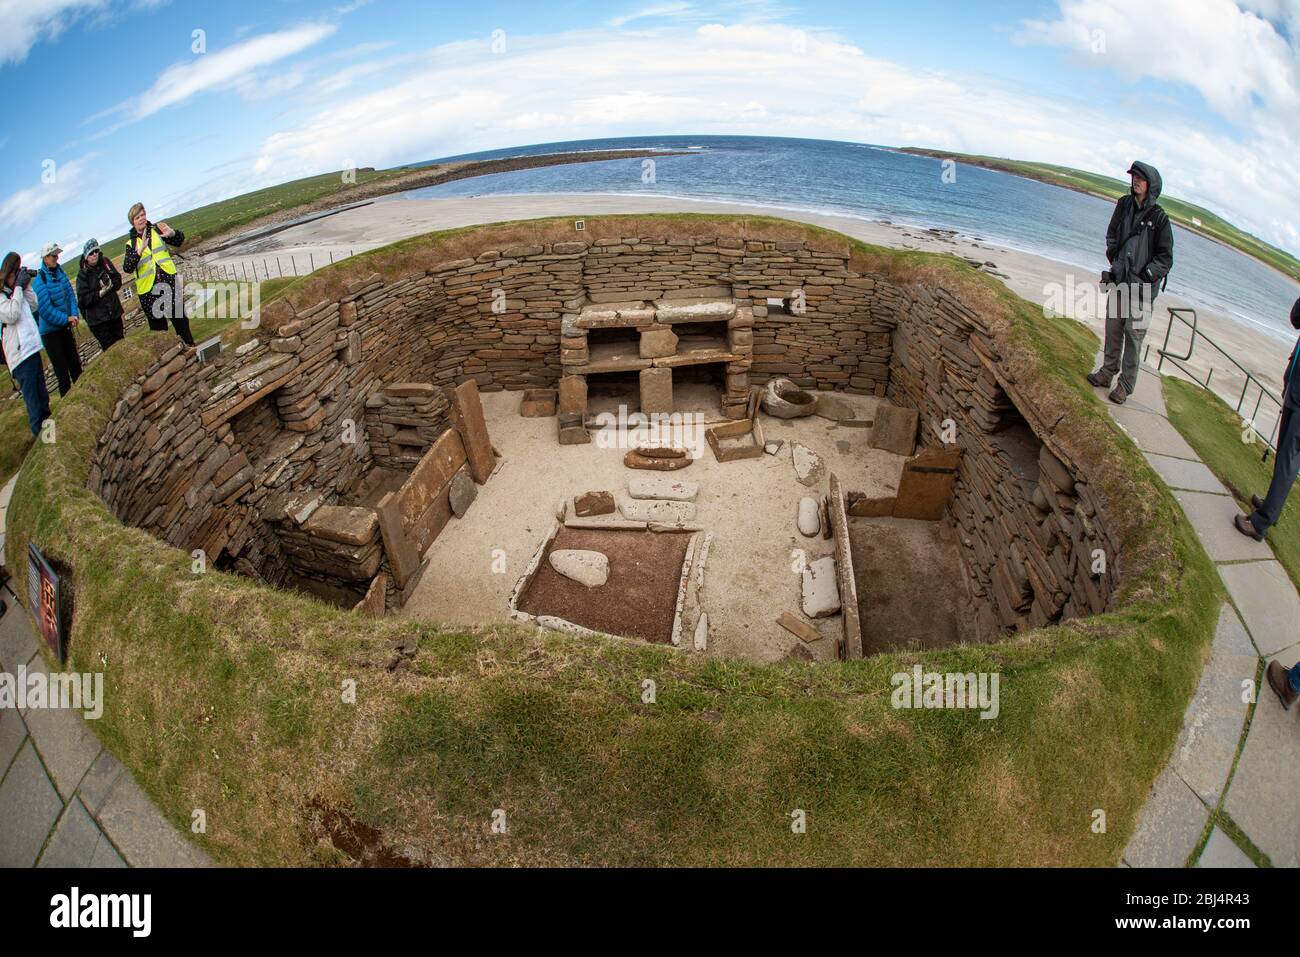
[886,283,1118,642]
[88,228,1118,638]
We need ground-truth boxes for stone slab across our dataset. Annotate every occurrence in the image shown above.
[1195,827,1256,868]
[639,367,673,415]
[828,474,861,658]
[0,741,63,867]
[1110,405,1199,460]
[801,555,841,619]
[1170,605,1256,806]
[450,378,495,483]
[0,602,39,671]
[1172,490,1274,562]
[892,448,961,521]
[618,497,696,524]
[23,695,103,800]
[1223,646,1300,868]
[77,750,126,817]
[95,770,212,868]
[1218,560,1300,657]
[38,799,114,868]
[0,707,26,777]
[301,504,379,547]
[870,403,918,456]
[626,477,698,502]
[397,428,466,531]
[1145,452,1229,495]
[1123,762,1209,868]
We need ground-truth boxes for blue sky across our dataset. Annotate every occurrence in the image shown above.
[2,0,1298,263]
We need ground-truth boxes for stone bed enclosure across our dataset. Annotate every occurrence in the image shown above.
[86,216,1118,646]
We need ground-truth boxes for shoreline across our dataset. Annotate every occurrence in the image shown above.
[204,191,1296,426]
[899,146,1300,288]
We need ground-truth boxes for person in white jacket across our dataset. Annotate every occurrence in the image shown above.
[1,251,52,436]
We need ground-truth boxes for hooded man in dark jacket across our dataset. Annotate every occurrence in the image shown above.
[1087,160,1175,403]
[75,238,125,352]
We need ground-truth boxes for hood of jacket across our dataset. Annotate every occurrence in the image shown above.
[1129,160,1163,209]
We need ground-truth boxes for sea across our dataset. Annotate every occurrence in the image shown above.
[391,134,1300,347]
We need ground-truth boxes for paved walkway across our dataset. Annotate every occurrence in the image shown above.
[0,474,211,868]
[1110,363,1298,868]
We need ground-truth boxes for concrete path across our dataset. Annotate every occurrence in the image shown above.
[0,474,211,868]
[1110,364,1299,868]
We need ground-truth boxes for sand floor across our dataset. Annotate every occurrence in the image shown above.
[399,389,939,662]
[206,191,1300,439]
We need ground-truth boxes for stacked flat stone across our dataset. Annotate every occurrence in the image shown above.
[886,284,1117,642]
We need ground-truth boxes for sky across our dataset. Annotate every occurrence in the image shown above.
[1,0,1298,265]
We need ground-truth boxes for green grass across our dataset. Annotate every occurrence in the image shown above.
[901,148,1300,285]
[5,215,1225,866]
[1163,375,1300,589]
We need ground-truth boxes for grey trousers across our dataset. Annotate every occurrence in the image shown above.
[1098,286,1151,393]
[1249,405,1299,535]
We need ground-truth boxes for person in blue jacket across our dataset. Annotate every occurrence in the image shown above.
[30,242,82,396]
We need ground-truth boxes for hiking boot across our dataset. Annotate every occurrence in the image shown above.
[1087,371,1112,388]
[1252,494,1264,512]
[1266,660,1298,710]
[1108,384,1129,405]
[1234,514,1264,541]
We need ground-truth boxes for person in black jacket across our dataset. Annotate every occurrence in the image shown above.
[1087,160,1174,404]
[75,239,125,352]
[121,202,194,346]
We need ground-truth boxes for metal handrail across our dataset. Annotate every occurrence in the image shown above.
[1150,306,1282,460]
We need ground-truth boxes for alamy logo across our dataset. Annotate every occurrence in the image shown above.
[890,664,1000,719]
[49,887,151,937]
[0,666,102,719]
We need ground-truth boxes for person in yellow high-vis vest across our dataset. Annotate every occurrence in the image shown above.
[121,202,194,346]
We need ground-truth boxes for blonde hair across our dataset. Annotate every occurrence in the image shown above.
[127,202,145,227]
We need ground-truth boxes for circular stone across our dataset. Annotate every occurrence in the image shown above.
[549,549,610,588]
[798,496,821,537]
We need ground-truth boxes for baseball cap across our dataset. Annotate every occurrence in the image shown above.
[40,241,62,258]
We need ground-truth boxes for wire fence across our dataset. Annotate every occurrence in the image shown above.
[195,248,360,283]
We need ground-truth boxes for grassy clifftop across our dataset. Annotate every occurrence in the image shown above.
[6,215,1222,866]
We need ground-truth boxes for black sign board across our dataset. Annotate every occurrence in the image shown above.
[26,543,65,662]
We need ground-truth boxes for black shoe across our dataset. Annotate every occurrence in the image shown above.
[1252,494,1264,512]
[1087,371,1112,388]
[1233,514,1264,541]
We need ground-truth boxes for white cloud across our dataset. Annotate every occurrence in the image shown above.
[0,154,92,232]
[1016,0,1299,119]
[134,15,1288,261]
[1014,0,1300,253]
[0,0,107,64]
[106,21,337,123]
[609,3,695,28]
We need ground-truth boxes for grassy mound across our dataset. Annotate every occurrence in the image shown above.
[6,215,1221,866]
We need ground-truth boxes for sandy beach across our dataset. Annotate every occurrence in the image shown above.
[205,192,1298,439]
